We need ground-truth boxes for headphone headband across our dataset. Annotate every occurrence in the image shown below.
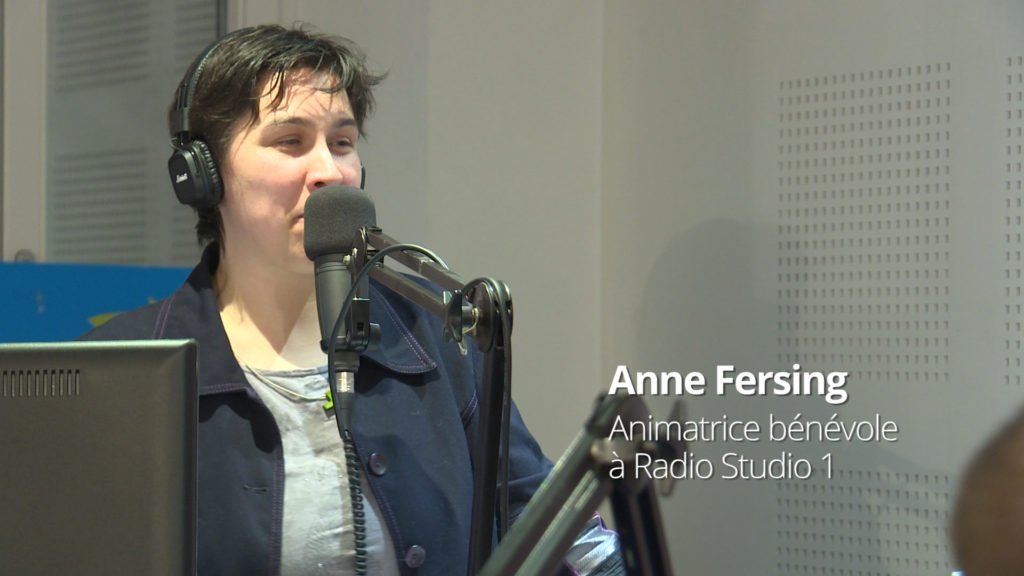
[172,31,239,146]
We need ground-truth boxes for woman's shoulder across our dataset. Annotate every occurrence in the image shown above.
[78,299,170,341]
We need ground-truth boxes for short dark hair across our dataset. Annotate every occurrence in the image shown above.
[169,24,385,246]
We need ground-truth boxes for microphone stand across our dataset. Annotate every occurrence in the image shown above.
[350,227,511,575]
[478,394,683,576]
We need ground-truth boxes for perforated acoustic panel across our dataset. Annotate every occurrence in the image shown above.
[776,64,954,573]
[50,0,150,92]
[48,149,150,262]
[1005,57,1024,387]
[46,0,218,265]
[776,470,952,574]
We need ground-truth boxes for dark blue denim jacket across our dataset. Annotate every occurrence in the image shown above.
[82,246,622,576]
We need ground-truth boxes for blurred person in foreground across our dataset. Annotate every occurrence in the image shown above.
[952,408,1024,576]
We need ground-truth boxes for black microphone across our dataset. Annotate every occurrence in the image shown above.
[304,186,376,351]
[303,185,376,575]
[303,185,376,427]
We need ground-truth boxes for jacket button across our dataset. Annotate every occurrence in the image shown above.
[404,544,426,568]
[368,452,388,476]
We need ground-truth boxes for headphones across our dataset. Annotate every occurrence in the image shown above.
[167,33,231,209]
[168,30,368,210]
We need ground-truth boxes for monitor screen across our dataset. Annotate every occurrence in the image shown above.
[0,340,198,576]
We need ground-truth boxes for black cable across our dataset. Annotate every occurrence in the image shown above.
[325,371,367,576]
[325,242,448,576]
[328,242,449,363]
[343,429,368,575]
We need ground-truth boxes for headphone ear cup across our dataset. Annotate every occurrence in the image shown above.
[168,139,223,209]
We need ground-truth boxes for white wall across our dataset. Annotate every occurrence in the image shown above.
[2,1,47,261]
[604,0,1024,573]
[602,3,767,572]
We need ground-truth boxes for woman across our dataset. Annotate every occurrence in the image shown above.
[85,24,621,576]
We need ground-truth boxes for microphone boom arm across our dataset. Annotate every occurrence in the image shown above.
[479,394,681,576]
[358,227,510,351]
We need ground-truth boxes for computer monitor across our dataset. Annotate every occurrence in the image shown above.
[0,340,198,576]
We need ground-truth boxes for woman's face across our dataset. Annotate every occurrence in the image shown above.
[218,71,363,278]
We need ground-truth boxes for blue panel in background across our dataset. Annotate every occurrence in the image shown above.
[0,262,189,342]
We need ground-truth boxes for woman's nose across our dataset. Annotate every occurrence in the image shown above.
[307,142,359,189]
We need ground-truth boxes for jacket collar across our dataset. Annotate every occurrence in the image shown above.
[161,244,437,394]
